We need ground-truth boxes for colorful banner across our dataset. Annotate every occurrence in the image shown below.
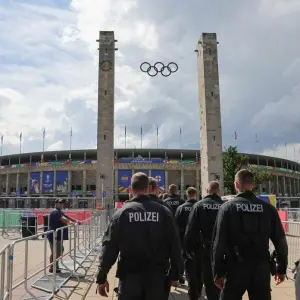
[42,171,54,193]
[29,172,40,194]
[133,170,149,175]
[56,171,68,193]
[151,170,165,192]
[119,158,164,164]
[118,170,132,193]
[257,194,276,207]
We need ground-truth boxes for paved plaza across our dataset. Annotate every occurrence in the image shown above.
[0,234,297,300]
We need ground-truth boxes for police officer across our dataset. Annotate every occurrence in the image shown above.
[212,169,288,300]
[185,181,223,300]
[148,177,172,211]
[96,172,181,300]
[175,187,203,300]
[165,184,185,215]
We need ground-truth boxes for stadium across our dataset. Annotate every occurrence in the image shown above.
[0,148,299,208]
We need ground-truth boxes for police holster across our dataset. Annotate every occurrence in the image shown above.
[293,259,300,279]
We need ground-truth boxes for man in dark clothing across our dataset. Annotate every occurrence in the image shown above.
[96,172,181,300]
[176,187,203,300]
[148,177,172,212]
[185,181,223,300]
[47,198,78,273]
[164,184,185,215]
[212,169,288,300]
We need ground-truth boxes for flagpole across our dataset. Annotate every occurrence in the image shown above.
[42,128,45,153]
[180,127,182,150]
[125,125,127,149]
[156,125,159,149]
[69,127,72,160]
[19,132,22,164]
[141,126,143,149]
[0,135,3,156]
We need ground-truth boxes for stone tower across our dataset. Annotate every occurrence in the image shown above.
[96,31,116,209]
[196,33,224,196]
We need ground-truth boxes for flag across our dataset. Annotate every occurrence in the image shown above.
[43,128,46,139]
[55,153,57,161]
[124,125,127,149]
[285,142,287,147]
[255,134,258,143]
[196,152,198,161]
[84,152,87,161]
[234,131,237,140]
[20,132,22,141]
[70,127,73,137]
[140,126,143,148]
[157,126,159,137]
[1,135,3,144]
[181,152,183,160]
[125,125,127,136]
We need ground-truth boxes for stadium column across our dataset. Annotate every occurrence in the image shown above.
[96,31,116,209]
[16,172,20,194]
[180,169,184,200]
[165,170,168,192]
[40,171,46,208]
[53,170,57,196]
[5,173,9,196]
[82,170,87,197]
[68,170,72,195]
[283,176,286,196]
[196,33,224,195]
[25,172,30,208]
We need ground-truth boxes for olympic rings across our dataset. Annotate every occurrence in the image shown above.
[140,62,178,77]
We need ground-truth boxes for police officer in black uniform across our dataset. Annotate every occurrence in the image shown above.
[185,181,222,300]
[164,184,185,215]
[212,169,288,300]
[148,177,172,212]
[175,187,203,300]
[96,172,181,300]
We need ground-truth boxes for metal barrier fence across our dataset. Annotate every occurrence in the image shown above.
[0,209,95,238]
[0,211,109,300]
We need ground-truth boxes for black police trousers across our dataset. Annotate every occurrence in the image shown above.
[220,260,271,300]
[184,255,203,300]
[118,272,166,300]
[202,245,220,300]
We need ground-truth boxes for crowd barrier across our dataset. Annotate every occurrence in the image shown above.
[0,211,110,300]
[0,210,93,238]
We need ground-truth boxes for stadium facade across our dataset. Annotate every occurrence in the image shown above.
[0,148,299,208]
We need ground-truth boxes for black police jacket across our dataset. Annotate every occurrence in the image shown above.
[148,194,172,212]
[212,191,288,280]
[175,199,197,245]
[164,194,185,215]
[96,194,181,284]
[185,194,223,255]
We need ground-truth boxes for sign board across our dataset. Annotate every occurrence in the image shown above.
[102,191,106,197]
[72,191,76,197]
[16,191,20,197]
[92,191,96,197]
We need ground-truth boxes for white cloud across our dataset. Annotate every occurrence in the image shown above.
[47,141,64,151]
[262,142,300,162]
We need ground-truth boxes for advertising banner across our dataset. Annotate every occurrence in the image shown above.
[118,170,132,193]
[151,170,165,192]
[119,158,163,164]
[133,170,149,176]
[29,172,40,194]
[42,171,54,193]
[56,171,68,193]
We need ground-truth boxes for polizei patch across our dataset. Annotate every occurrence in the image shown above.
[128,212,159,222]
[236,204,263,212]
[202,204,222,210]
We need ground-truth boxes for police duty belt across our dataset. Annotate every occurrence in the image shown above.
[140,62,178,77]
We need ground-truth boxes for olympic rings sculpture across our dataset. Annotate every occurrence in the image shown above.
[140,62,178,77]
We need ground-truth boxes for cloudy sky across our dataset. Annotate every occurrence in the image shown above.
[0,0,300,161]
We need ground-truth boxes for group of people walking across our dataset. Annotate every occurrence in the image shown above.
[96,169,288,300]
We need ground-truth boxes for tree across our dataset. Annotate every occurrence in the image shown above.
[223,145,272,194]
[223,146,248,194]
